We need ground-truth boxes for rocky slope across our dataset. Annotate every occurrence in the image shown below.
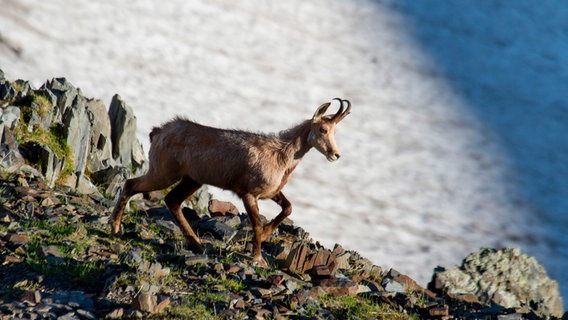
[0,73,564,319]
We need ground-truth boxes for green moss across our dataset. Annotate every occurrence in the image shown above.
[9,80,28,93]
[13,113,74,180]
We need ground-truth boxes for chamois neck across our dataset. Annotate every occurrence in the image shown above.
[279,120,313,160]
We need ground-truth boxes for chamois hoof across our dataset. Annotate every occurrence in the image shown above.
[252,255,269,268]
[109,223,121,238]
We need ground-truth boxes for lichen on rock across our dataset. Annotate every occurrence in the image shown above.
[430,247,564,318]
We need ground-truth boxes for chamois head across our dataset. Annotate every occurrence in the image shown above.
[308,98,351,162]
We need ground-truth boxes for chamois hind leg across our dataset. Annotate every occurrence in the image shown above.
[242,193,269,267]
[260,192,292,242]
[110,173,175,236]
[164,176,204,252]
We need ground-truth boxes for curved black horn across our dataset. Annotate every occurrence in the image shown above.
[331,98,345,122]
[342,99,351,118]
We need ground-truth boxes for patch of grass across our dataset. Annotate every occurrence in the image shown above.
[220,277,246,292]
[24,235,107,289]
[252,265,274,278]
[201,271,246,293]
[10,80,28,93]
[21,218,77,242]
[320,294,413,320]
[59,259,107,287]
[152,299,217,320]
[196,289,229,303]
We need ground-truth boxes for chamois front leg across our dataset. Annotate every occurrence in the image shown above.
[260,192,292,241]
[242,193,268,267]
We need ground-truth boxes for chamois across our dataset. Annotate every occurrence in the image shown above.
[110,98,351,265]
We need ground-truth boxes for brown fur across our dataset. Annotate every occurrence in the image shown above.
[109,99,351,265]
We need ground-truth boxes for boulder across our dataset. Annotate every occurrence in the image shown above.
[429,247,563,318]
[189,186,212,216]
[0,81,16,101]
[0,127,24,173]
[19,89,55,132]
[85,98,112,173]
[18,142,63,188]
[61,93,91,180]
[194,217,237,243]
[11,80,31,97]
[209,199,240,216]
[0,105,20,138]
[0,107,23,172]
[90,166,130,199]
[108,94,146,174]
[43,77,79,124]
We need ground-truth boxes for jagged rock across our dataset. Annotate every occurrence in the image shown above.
[270,238,295,262]
[108,94,145,174]
[49,291,95,311]
[284,241,311,273]
[19,90,55,132]
[6,233,30,248]
[316,278,358,296]
[0,80,30,102]
[283,242,350,279]
[0,126,24,172]
[195,217,237,242]
[0,105,20,138]
[123,247,144,264]
[156,218,182,236]
[382,277,405,293]
[430,247,564,318]
[428,305,449,317]
[0,106,22,172]
[105,308,124,319]
[85,98,112,173]
[209,199,240,216]
[138,261,170,279]
[213,214,242,229]
[21,290,41,305]
[90,166,129,199]
[37,245,65,264]
[0,81,16,101]
[18,142,63,188]
[44,77,79,124]
[62,93,91,180]
[184,254,210,266]
[188,186,212,216]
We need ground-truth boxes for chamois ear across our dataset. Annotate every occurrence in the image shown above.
[312,102,331,120]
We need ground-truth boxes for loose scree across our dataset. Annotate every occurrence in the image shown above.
[109,98,351,265]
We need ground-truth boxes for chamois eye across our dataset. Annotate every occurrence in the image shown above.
[319,127,328,134]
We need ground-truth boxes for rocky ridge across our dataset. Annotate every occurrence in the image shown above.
[0,73,564,319]
[0,70,146,198]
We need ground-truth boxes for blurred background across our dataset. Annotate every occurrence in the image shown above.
[1,0,567,302]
